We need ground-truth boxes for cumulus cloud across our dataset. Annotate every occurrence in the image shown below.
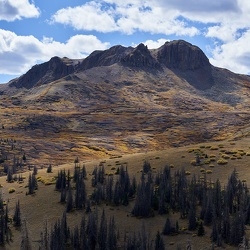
[0,0,40,21]
[0,29,110,75]
[51,1,199,36]
[209,29,250,74]
[142,39,169,49]
[51,2,118,32]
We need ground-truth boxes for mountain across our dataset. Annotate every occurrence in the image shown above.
[0,40,249,164]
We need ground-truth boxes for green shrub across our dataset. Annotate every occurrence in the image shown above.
[8,188,15,193]
[217,159,228,165]
[221,154,230,159]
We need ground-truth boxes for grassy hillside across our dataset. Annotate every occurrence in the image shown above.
[0,136,249,249]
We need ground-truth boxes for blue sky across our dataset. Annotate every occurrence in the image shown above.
[0,0,250,83]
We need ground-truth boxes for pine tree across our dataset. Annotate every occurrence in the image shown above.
[66,184,73,212]
[72,226,80,249]
[33,166,38,175]
[188,205,197,231]
[47,164,52,173]
[39,220,49,250]
[6,169,12,183]
[107,216,117,250]
[163,217,172,235]
[143,160,151,173]
[98,209,107,250]
[13,200,21,227]
[75,174,86,209]
[87,210,98,250]
[155,231,165,250]
[28,174,38,194]
[82,165,87,179]
[197,221,205,236]
[80,215,88,249]
[20,220,32,250]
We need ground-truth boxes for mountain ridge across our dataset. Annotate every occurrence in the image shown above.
[7,40,215,90]
[0,39,249,164]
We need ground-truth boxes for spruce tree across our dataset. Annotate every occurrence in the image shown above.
[155,231,165,250]
[163,217,172,235]
[20,220,32,250]
[13,200,21,227]
[98,209,107,250]
[66,184,73,212]
[197,221,205,236]
[107,216,117,250]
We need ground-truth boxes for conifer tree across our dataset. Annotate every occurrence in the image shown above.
[163,217,172,235]
[155,231,165,250]
[80,215,88,249]
[39,220,49,250]
[20,220,32,250]
[13,200,21,227]
[98,209,107,250]
[107,216,117,250]
[87,210,98,250]
[197,221,205,236]
[66,184,73,212]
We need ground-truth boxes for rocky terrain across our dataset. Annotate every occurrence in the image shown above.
[0,40,249,165]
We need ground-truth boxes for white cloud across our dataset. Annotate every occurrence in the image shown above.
[206,25,239,43]
[0,0,40,21]
[51,2,118,32]
[51,1,199,36]
[142,38,169,49]
[209,29,250,74]
[0,29,110,75]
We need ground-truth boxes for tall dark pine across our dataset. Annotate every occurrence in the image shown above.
[188,205,197,231]
[13,200,21,227]
[39,220,50,250]
[87,210,98,250]
[107,216,117,250]
[66,184,73,212]
[20,220,32,250]
[98,209,107,250]
[155,231,165,250]
[163,217,172,235]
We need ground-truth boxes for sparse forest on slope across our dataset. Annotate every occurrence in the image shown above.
[0,139,250,249]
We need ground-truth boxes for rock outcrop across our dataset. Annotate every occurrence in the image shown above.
[157,40,210,70]
[78,45,132,71]
[121,43,161,69]
[9,56,75,89]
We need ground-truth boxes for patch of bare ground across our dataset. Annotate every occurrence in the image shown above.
[0,136,249,249]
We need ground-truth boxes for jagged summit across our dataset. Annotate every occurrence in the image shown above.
[9,56,78,89]
[121,43,161,69]
[7,40,215,90]
[157,40,210,70]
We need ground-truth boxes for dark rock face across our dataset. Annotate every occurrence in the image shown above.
[78,45,132,71]
[157,40,210,70]
[121,43,161,69]
[9,56,75,89]
[157,40,214,90]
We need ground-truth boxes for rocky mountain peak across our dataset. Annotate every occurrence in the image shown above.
[121,43,161,69]
[157,40,210,70]
[78,45,132,71]
[9,56,75,89]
